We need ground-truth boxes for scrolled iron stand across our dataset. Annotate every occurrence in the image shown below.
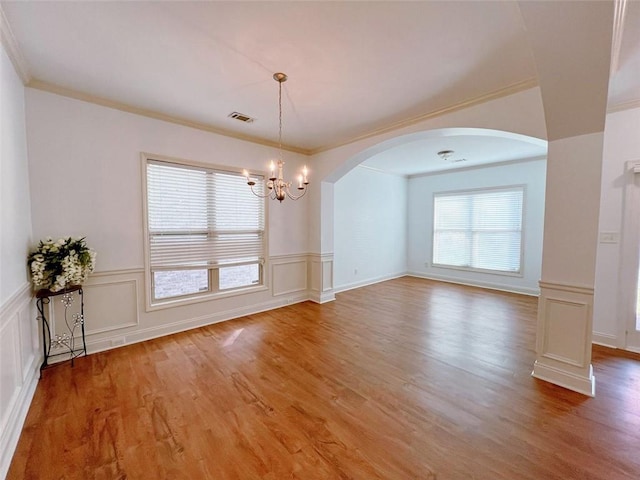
[36,285,87,370]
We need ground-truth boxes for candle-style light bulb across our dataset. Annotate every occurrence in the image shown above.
[242,169,249,179]
[269,161,276,180]
[302,165,308,183]
[298,174,303,189]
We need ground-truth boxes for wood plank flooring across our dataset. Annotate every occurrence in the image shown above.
[7,277,640,479]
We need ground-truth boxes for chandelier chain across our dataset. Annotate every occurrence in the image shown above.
[278,78,283,161]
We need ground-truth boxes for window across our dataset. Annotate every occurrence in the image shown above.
[145,157,265,303]
[432,187,524,274]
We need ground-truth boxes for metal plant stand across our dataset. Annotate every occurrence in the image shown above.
[36,285,87,370]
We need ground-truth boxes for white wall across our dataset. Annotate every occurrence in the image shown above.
[0,47,32,303]
[593,107,640,346]
[407,158,546,295]
[333,166,407,291]
[26,89,309,270]
[25,88,310,353]
[0,43,39,480]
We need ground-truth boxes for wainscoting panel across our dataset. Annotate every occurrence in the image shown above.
[17,300,37,383]
[0,311,20,434]
[0,284,40,480]
[322,260,333,292]
[532,281,595,396]
[308,253,335,303]
[83,279,139,335]
[271,257,307,297]
[541,297,589,367]
[309,259,321,294]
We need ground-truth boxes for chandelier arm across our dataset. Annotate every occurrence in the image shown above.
[285,185,308,201]
[249,184,272,198]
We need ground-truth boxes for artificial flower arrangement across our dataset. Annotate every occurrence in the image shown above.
[28,237,97,292]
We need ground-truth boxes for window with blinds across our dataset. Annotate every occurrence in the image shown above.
[145,158,265,302]
[432,187,524,274]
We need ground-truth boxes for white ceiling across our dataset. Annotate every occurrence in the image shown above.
[1,1,638,172]
[362,129,547,177]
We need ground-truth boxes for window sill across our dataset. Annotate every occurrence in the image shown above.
[431,264,523,278]
[146,284,269,312]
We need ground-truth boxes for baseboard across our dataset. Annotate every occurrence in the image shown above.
[308,291,336,304]
[85,292,309,355]
[592,332,617,348]
[0,355,40,480]
[333,272,406,294]
[531,361,595,397]
[407,271,539,296]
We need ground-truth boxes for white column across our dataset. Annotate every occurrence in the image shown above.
[307,181,335,304]
[532,133,605,396]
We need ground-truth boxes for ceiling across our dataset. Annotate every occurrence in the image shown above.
[1,1,638,172]
[362,129,547,177]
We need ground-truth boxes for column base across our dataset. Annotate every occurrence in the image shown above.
[532,360,595,397]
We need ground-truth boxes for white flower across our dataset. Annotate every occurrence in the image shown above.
[28,236,96,291]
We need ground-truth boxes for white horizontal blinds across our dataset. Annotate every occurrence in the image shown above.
[433,195,472,267]
[147,160,265,270]
[433,187,523,273]
[148,162,208,233]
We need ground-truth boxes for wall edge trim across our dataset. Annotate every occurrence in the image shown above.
[0,354,39,479]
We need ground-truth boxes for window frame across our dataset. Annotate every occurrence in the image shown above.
[141,153,269,311]
[431,185,526,277]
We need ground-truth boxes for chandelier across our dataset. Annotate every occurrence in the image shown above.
[243,72,309,202]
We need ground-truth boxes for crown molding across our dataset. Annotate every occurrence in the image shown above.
[26,78,312,156]
[309,77,539,155]
[610,0,628,75]
[607,98,640,113]
[0,5,31,84]
[26,75,541,158]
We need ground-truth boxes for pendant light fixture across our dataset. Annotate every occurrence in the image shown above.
[243,72,309,202]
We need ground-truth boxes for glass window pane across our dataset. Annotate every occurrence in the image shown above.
[147,163,208,232]
[433,187,523,274]
[472,232,521,272]
[154,269,209,299]
[219,264,260,290]
[146,158,266,303]
[433,231,471,267]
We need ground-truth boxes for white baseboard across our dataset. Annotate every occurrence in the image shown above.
[592,332,618,348]
[308,291,335,304]
[407,271,540,296]
[0,356,39,480]
[333,272,405,294]
[532,361,595,397]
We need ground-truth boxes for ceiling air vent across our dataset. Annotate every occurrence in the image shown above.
[228,111,255,123]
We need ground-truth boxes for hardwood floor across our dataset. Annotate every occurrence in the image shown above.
[7,277,640,479]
